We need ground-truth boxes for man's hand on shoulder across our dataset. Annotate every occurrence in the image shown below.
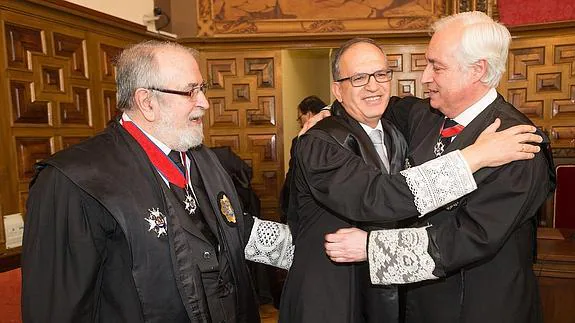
[298,109,331,137]
[462,118,542,172]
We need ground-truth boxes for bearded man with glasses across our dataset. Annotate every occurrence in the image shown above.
[22,40,295,323]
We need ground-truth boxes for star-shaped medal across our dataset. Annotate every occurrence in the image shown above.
[184,189,197,215]
[434,140,444,157]
[145,208,167,238]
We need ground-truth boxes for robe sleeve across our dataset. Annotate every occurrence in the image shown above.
[22,166,111,323]
[244,217,294,270]
[368,154,552,284]
[296,133,476,224]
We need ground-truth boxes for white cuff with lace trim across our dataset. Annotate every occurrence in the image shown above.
[400,150,476,216]
[244,217,294,270]
[369,227,438,285]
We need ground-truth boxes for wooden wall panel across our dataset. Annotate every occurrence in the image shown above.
[200,51,283,221]
[499,33,575,151]
[380,44,429,98]
[0,0,152,261]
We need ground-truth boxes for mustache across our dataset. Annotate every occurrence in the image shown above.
[189,111,205,120]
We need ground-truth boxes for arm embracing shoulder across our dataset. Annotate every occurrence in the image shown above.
[297,133,477,224]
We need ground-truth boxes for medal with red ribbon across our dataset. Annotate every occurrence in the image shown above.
[121,118,198,215]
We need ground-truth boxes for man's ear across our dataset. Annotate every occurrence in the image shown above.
[332,82,343,103]
[133,88,157,122]
[471,59,488,83]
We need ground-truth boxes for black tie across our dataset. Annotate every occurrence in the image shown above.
[168,150,186,173]
[167,151,219,248]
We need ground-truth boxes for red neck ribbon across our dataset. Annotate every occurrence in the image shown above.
[440,123,464,138]
[121,120,186,188]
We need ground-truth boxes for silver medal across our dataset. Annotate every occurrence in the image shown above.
[145,208,167,238]
[184,187,197,215]
[434,140,444,157]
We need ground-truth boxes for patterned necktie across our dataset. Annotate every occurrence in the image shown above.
[168,150,186,173]
[434,118,464,157]
[369,129,390,172]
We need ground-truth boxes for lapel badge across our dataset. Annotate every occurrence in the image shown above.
[217,192,236,224]
[145,208,167,238]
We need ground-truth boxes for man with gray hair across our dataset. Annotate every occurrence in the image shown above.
[21,40,269,323]
[325,11,555,323]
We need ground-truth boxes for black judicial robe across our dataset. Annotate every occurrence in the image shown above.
[280,101,415,323]
[384,94,555,323]
[22,121,260,323]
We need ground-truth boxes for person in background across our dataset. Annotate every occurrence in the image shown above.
[280,95,328,223]
[297,95,327,128]
[325,12,555,323]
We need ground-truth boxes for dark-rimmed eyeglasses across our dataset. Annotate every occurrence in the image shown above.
[148,82,209,99]
[336,70,393,87]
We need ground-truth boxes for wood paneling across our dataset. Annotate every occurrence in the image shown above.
[499,33,575,150]
[535,229,575,323]
[201,50,283,221]
[0,0,153,258]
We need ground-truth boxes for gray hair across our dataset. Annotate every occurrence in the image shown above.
[115,40,199,111]
[432,11,511,88]
[331,38,385,81]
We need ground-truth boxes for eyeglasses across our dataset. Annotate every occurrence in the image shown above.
[336,70,393,87]
[148,82,209,99]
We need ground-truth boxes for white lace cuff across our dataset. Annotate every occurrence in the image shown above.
[369,227,438,285]
[244,217,294,270]
[400,150,476,216]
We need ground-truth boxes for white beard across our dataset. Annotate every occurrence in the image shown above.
[155,109,204,152]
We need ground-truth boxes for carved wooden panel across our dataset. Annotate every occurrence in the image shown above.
[380,45,429,98]
[499,34,575,149]
[10,80,51,125]
[14,137,53,181]
[248,96,276,126]
[0,5,152,239]
[60,87,91,125]
[209,97,239,127]
[551,127,575,147]
[4,23,45,70]
[206,59,237,89]
[100,44,122,82]
[245,58,274,88]
[507,88,544,119]
[200,50,283,221]
[209,135,241,151]
[3,22,95,129]
[53,33,88,79]
[103,89,119,122]
[552,85,575,118]
[508,47,545,81]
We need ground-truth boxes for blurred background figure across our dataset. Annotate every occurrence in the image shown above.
[296,95,328,129]
[283,95,328,222]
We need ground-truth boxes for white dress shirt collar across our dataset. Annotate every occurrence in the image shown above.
[359,120,384,137]
[453,88,497,127]
[121,113,171,155]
